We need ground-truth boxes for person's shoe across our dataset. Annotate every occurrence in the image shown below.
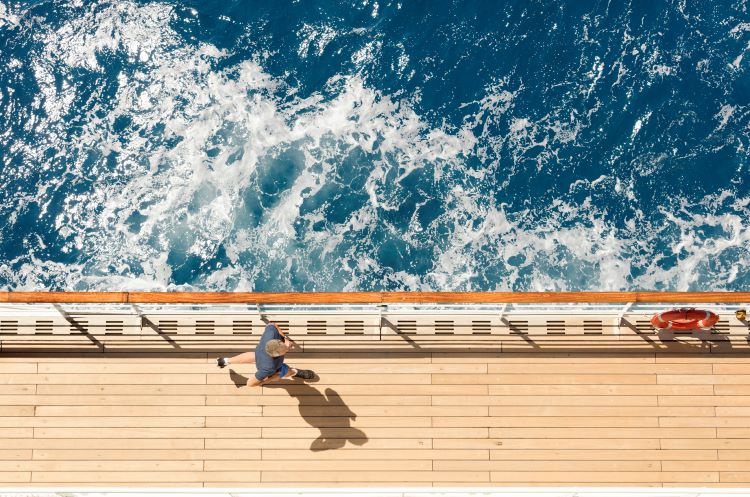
[293,369,315,380]
[217,357,228,368]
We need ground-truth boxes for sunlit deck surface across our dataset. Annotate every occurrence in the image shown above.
[1,292,749,487]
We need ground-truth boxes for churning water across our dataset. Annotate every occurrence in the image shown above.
[0,1,749,291]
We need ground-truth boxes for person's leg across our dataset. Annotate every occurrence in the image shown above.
[287,364,315,380]
[280,363,295,378]
[226,351,256,364]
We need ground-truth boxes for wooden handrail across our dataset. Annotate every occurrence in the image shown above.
[0,291,749,304]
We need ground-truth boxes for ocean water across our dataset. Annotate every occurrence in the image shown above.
[0,0,749,292]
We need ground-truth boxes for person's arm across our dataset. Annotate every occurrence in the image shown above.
[270,322,299,350]
[270,322,287,337]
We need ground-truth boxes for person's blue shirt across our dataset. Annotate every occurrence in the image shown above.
[255,324,284,381]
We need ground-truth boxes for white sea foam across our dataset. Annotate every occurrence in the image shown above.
[730,23,750,36]
[585,59,604,97]
[297,23,338,58]
[19,0,471,290]
[351,40,382,66]
[729,40,749,70]
[650,64,674,76]
[631,111,651,139]
[4,0,750,292]
[716,104,736,130]
[396,48,409,74]
[638,197,750,290]
[731,53,744,69]
[0,1,19,28]
[631,119,642,138]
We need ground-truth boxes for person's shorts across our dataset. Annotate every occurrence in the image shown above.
[278,363,290,378]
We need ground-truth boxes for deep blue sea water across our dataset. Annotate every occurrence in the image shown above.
[0,0,749,291]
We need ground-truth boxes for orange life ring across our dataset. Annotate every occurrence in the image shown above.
[650,308,720,331]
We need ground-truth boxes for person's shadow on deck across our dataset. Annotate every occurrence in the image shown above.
[229,370,368,451]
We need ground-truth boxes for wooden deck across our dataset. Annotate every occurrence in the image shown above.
[0,292,748,487]
[1,347,750,487]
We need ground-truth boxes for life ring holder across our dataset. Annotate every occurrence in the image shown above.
[650,308,720,331]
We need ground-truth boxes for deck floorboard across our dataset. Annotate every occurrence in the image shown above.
[0,348,748,487]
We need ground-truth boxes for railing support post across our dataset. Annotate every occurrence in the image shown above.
[130,303,143,338]
[377,304,388,341]
[617,302,634,335]
[257,303,266,323]
[498,303,507,322]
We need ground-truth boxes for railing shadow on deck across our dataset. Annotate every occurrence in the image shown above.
[52,303,104,350]
[619,317,729,353]
[0,335,743,356]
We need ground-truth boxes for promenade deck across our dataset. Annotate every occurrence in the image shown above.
[0,293,748,487]
[1,347,750,487]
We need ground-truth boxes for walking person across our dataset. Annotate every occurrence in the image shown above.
[217,322,315,386]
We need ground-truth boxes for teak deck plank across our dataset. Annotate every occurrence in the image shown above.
[1,395,207,406]
[432,395,658,406]
[436,438,662,449]
[204,438,432,449]
[32,449,262,460]
[0,438,205,449]
[207,394,433,406]
[1,335,749,487]
[487,449,717,460]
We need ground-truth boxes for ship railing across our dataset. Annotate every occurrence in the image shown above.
[0,294,748,349]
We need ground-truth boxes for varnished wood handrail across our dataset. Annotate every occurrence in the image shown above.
[0,291,749,304]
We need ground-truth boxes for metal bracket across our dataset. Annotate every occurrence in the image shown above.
[377,304,388,341]
[498,303,507,322]
[616,302,634,335]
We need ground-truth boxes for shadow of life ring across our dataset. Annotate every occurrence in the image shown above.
[650,308,720,331]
